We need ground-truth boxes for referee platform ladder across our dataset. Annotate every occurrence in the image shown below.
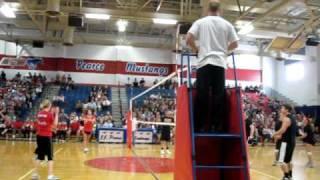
[174,53,250,180]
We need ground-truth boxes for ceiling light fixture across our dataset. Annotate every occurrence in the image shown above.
[0,3,16,18]
[238,24,254,35]
[153,18,177,25]
[85,13,111,20]
[117,19,128,32]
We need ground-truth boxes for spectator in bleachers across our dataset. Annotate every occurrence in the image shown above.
[59,109,69,125]
[75,100,83,113]
[104,111,113,121]
[66,74,75,90]
[52,95,65,109]
[68,112,80,138]
[133,78,139,87]
[1,71,6,81]
[101,96,111,111]
[139,78,145,87]
[22,118,33,140]
[57,119,68,143]
[96,117,104,129]
[153,79,159,85]
[55,74,60,85]
[164,79,172,89]
[103,119,113,128]
[16,72,21,79]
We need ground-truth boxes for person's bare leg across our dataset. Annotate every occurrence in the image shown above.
[166,141,171,154]
[281,163,290,178]
[305,144,314,167]
[160,141,165,155]
[87,134,91,149]
[32,159,41,179]
[48,161,54,176]
[34,159,40,174]
[83,133,87,150]
[273,149,279,166]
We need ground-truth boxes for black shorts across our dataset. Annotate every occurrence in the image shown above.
[35,136,53,161]
[303,139,316,146]
[160,132,171,141]
[278,142,295,164]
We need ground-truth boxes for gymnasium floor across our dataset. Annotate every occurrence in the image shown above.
[0,141,319,180]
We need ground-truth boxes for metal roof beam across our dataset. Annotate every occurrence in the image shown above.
[252,0,291,24]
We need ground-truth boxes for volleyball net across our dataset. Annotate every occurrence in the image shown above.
[127,67,190,148]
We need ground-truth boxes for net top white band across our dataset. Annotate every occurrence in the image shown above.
[135,120,176,127]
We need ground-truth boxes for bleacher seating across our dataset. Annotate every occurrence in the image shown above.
[245,92,272,115]
[59,85,112,116]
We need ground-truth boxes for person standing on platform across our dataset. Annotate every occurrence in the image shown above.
[186,0,239,132]
[273,105,297,180]
[32,100,60,180]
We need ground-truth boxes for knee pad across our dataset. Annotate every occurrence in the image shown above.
[307,152,312,156]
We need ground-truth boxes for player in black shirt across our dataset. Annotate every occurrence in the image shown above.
[299,116,316,168]
[273,104,297,180]
[160,113,174,155]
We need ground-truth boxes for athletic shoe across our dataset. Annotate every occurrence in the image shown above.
[272,161,277,166]
[306,162,314,168]
[84,148,89,153]
[47,175,60,180]
[160,150,165,155]
[31,173,40,180]
[166,150,171,155]
[282,177,290,180]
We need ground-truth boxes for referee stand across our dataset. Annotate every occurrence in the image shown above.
[174,53,250,180]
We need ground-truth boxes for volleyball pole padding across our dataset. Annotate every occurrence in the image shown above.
[126,111,132,149]
[174,85,193,180]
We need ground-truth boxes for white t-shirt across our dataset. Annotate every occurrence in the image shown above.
[188,16,239,69]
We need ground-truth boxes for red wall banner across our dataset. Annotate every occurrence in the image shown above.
[0,55,261,82]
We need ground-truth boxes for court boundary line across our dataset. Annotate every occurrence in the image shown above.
[131,149,160,180]
[18,148,63,180]
[250,168,280,180]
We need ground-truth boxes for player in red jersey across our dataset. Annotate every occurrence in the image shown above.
[82,109,96,153]
[32,100,60,180]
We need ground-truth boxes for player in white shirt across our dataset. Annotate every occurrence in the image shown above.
[186,0,239,132]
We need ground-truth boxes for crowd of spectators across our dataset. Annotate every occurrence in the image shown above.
[127,78,177,89]
[0,71,45,139]
[1,72,318,146]
[75,85,112,113]
[244,85,262,93]
[55,74,75,91]
[243,86,283,146]
[133,93,175,128]
[243,87,319,147]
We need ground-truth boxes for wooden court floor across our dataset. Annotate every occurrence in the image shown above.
[0,141,319,180]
